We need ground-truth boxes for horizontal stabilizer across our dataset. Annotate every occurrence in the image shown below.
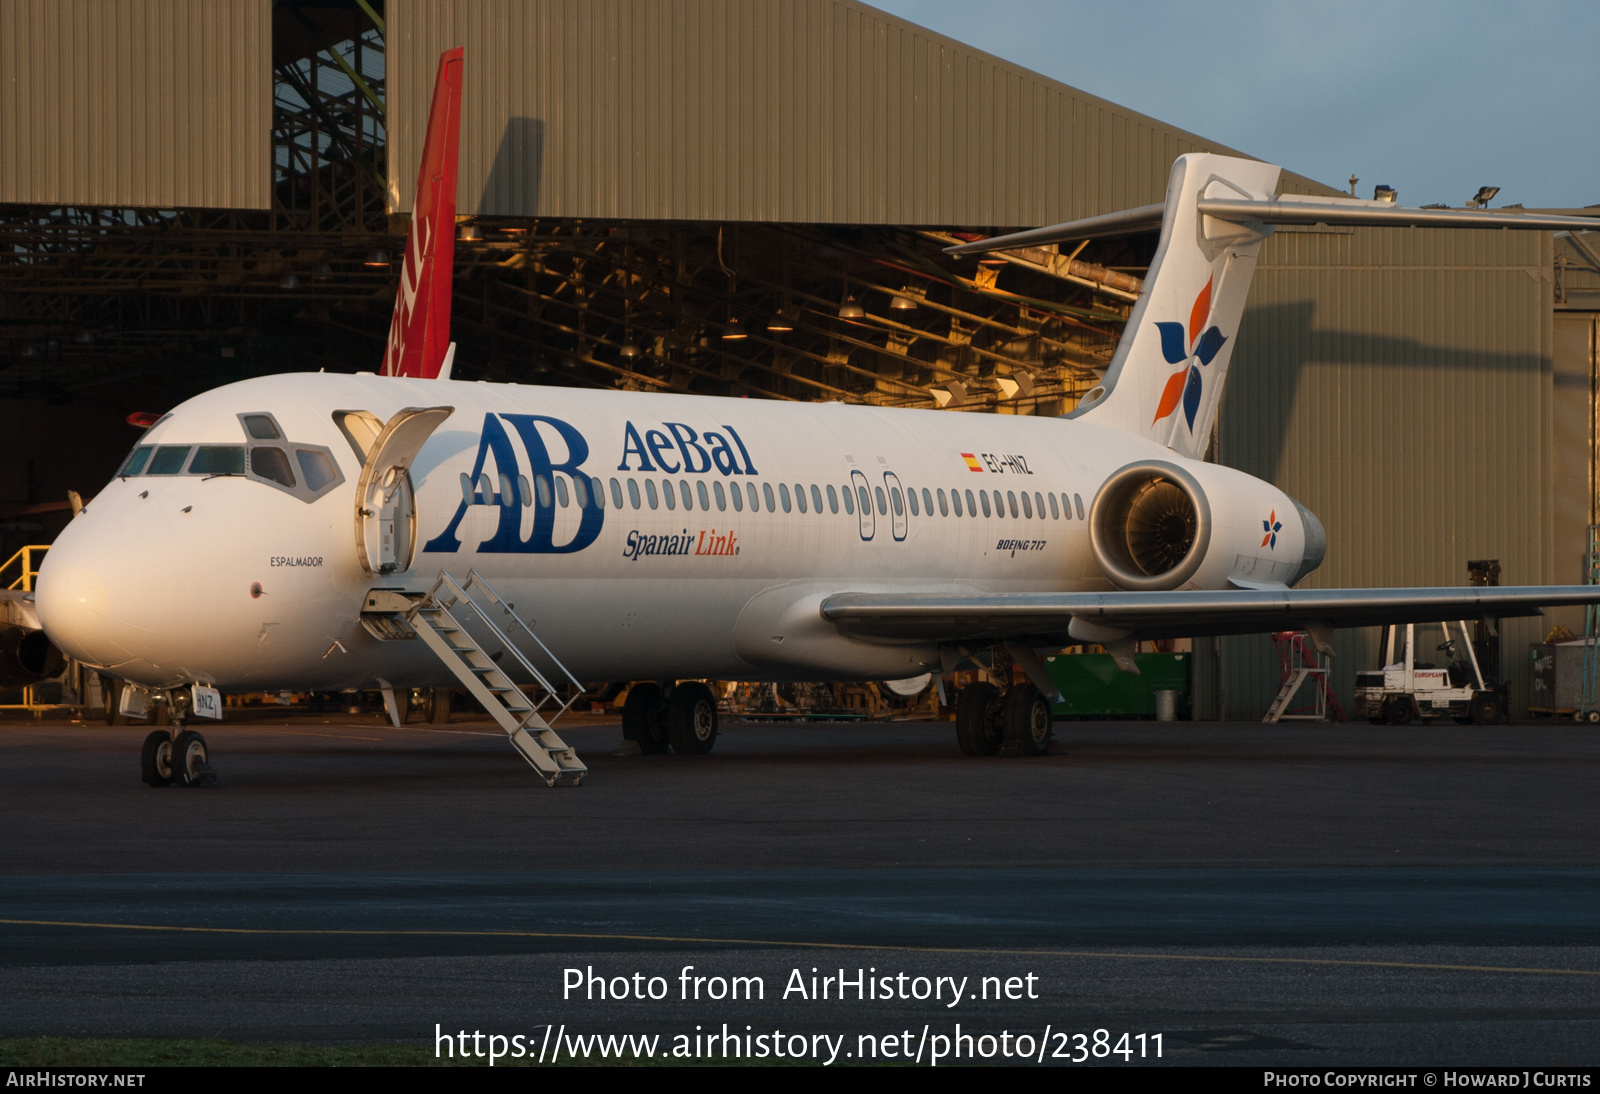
[821,585,1600,645]
[946,196,1598,255]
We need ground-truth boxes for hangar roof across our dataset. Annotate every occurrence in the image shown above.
[386,0,1339,224]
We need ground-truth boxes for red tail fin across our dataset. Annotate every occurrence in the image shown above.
[381,47,463,379]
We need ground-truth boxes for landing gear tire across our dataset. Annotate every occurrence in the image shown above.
[140,730,173,787]
[1384,696,1414,726]
[666,682,718,755]
[427,687,453,725]
[105,677,129,726]
[1467,692,1502,726]
[955,682,1002,756]
[1003,683,1054,756]
[623,683,670,754]
[171,729,216,788]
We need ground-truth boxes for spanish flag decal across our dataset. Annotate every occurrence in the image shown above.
[961,453,983,472]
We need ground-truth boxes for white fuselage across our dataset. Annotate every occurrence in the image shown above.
[35,373,1311,692]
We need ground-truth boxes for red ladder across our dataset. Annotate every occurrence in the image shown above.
[1264,631,1347,723]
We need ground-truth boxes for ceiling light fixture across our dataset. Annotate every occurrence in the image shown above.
[838,295,865,319]
[722,316,748,340]
[364,249,390,268]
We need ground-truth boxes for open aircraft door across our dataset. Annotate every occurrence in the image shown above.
[345,406,454,575]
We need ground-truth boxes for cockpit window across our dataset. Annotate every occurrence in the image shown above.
[295,449,337,492]
[118,445,154,477]
[250,447,296,488]
[189,446,246,476]
[242,414,282,440]
[147,446,192,475]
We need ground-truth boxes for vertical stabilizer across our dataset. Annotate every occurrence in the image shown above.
[381,48,464,379]
[1068,154,1281,458]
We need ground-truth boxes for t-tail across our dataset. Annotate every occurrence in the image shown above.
[946,153,1597,458]
[381,47,464,380]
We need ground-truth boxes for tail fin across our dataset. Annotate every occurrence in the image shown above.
[1069,154,1280,457]
[381,47,464,379]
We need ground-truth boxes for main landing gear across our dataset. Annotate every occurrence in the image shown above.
[622,681,719,755]
[137,689,217,788]
[953,647,1056,758]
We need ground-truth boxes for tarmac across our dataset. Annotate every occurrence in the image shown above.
[2,710,1599,1066]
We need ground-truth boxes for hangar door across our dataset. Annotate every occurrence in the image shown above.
[1553,313,1599,590]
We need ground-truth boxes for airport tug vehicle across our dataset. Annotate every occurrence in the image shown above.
[1355,622,1507,726]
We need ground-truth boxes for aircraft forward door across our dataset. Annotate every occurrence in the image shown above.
[850,469,875,541]
[348,406,454,575]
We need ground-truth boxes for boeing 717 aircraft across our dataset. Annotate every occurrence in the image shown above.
[29,49,1600,786]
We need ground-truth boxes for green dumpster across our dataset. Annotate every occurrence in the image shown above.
[1044,652,1191,718]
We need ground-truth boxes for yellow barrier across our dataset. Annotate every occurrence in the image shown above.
[1,545,49,592]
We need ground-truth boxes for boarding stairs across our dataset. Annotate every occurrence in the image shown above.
[363,570,587,786]
[1262,631,1347,724]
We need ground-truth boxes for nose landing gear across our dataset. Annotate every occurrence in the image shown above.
[136,689,217,788]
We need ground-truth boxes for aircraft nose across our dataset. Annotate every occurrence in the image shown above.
[34,526,117,666]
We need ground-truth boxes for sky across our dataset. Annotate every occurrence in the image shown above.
[871,0,1598,209]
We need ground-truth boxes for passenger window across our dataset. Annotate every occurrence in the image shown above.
[1020,491,1032,519]
[645,479,659,509]
[1007,491,1018,518]
[519,476,533,506]
[1075,493,1085,520]
[794,484,807,514]
[499,474,514,504]
[952,489,963,517]
[992,490,1004,516]
[478,474,494,502]
[460,473,474,504]
[731,481,744,511]
[747,483,760,511]
[118,445,154,477]
[891,488,904,516]
[714,481,727,511]
[148,446,192,475]
[907,489,918,517]
[965,489,977,517]
[842,486,855,515]
[680,481,693,510]
[826,484,838,514]
[610,478,624,509]
[295,449,337,491]
[762,483,776,512]
[811,485,824,513]
[250,447,295,488]
[242,414,281,440]
[573,476,589,508]
[1034,491,1045,519]
[1049,492,1060,519]
[1062,492,1073,519]
[536,476,552,507]
[698,481,711,510]
[556,477,570,507]
[937,488,949,517]
[858,486,872,515]
[979,491,991,518]
[923,487,934,516]
[779,483,792,513]
[590,477,604,509]
[628,478,641,509]
[191,446,245,476]
[663,480,676,510]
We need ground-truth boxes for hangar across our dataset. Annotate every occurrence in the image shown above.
[2,0,1595,717]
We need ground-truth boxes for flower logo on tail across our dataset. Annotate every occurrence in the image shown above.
[1152,276,1228,430]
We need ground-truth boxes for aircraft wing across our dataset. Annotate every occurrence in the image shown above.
[820,585,1600,644]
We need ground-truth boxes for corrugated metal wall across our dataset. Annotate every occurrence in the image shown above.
[387,0,1333,222]
[1219,226,1556,718]
[0,0,271,209]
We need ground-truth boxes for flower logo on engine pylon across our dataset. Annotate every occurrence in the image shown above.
[1152,276,1228,431]
[1262,509,1282,550]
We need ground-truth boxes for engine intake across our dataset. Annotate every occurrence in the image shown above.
[0,623,64,687]
[1089,461,1212,590]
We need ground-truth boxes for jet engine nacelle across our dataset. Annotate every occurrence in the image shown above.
[1088,459,1325,591]
[0,623,65,687]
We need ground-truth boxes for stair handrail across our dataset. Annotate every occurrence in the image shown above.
[410,570,582,725]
